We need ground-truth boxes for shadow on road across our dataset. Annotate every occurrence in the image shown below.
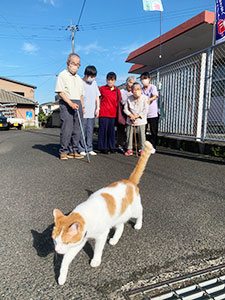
[31,225,55,257]
[33,144,60,158]
[157,149,225,165]
[24,130,59,138]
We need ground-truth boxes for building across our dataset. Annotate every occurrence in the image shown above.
[0,76,36,99]
[0,76,38,126]
[125,11,225,143]
[40,101,59,115]
[126,11,214,74]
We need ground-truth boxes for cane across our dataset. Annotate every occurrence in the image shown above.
[133,120,138,157]
[77,109,90,163]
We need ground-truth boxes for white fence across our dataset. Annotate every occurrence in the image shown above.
[150,41,225,143]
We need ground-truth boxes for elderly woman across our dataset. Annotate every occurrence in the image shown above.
[117,76,137,153]
[123,82,148,156]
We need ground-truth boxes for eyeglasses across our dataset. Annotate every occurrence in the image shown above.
[70,62,81,67]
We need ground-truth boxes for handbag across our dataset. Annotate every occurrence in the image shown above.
[116,88,126,125]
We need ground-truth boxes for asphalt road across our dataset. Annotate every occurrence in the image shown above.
[0,128,225,300]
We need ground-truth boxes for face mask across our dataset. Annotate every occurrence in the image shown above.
[86,77,94,83]
[134,91,142,98]
[141,79,149,87]
[68,65,77,74]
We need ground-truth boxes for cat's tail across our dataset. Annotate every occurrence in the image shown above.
[129,141,153,185]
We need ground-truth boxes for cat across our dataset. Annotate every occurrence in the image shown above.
[52,141,153,285]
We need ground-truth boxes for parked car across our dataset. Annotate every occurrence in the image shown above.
[0,111,9,130]
[7,117,25,130]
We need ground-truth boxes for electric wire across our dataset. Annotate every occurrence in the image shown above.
[0,4,214,38]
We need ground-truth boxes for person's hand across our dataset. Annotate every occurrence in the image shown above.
[134,114,139,120]
[70,102,79,110]
[95,109,99,117]
[129,114,135,121]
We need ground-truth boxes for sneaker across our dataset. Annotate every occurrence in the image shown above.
[139,149,144,155]
[118,147,125,154]
[67,153,75,159]
[89,151,97,156]
[151,148,156,154]
[60,153,68,160]
[74,153,84,159]
[125,150,133,156]
[80,152,87,156]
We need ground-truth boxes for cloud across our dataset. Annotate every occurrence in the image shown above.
[118,43,142,55]
[23,43,39,54]
[76,42,107,55]
[41,0,56,6]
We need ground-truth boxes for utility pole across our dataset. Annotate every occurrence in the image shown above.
[66,23,78,53]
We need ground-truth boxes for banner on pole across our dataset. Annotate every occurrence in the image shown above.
[216,0,225,44]
[142,0,163,11]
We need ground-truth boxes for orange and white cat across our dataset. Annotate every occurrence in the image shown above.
[52,141,153,285]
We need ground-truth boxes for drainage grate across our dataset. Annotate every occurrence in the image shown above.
[123,264,225,300]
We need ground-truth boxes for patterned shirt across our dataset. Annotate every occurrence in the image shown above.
[123,94,148,126]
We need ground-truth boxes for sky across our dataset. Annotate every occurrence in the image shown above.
[0,0,214,104]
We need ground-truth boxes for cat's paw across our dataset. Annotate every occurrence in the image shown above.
[109,238,118,246]
[58,274,67,285]
[134,223,142,230]
[90,258,101,268]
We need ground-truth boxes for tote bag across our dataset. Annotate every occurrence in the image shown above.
[116,89,126,125]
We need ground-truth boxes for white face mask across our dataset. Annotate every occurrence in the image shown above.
[86,77,94,83]
[141,79,149,87]
[133,90,142,98]
[68,65,77,74]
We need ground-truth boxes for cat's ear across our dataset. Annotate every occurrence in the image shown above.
[53,209,64,222]
[69,223,80,236]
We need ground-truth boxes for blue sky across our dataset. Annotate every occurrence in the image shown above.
[0,0,214,104]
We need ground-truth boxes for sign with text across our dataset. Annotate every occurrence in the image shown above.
[216,0,225,44]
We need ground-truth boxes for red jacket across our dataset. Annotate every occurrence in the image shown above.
[99,85,121,118]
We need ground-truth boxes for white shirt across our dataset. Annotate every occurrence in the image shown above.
[83,80,100,118]
[55,69,84,100]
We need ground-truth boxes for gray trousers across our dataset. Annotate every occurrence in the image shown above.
[127,124,146,151]
[59,99,83,154]
[79,118,95,152]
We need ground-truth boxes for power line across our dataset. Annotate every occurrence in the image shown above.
[0,4,214,31]
[66,0,87,53]
[0,4,214,38]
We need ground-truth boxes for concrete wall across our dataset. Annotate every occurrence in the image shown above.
[17,105,35,120]
[0,79,35,99]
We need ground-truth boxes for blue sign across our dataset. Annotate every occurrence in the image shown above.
[216,0,225,44]
[26,111,33,120]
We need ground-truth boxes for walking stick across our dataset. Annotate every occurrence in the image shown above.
[133,120,138,157]
[77,109,90,163]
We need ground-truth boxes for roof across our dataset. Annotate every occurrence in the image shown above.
[0,76,37,89]
[126,11,215,74]
[0,89,37,105]
[40,102,55,106]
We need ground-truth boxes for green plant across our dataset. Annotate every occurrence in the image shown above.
[211,146,225,158]
[38,108,47,123]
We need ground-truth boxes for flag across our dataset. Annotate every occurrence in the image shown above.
[142,0,163,11]
[215,0,225,44]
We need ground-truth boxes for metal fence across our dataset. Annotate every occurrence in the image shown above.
[149,41,225,143]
